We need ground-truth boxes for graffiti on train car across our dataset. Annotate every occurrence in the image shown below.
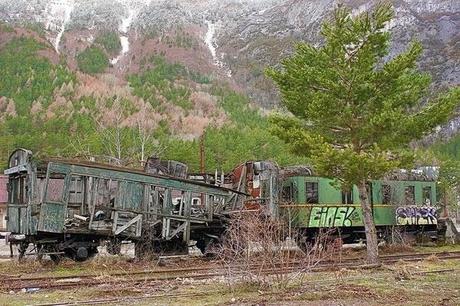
[308,206,361,227]
[396,206,437,225]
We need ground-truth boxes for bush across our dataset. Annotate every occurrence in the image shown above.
[77,46,108,74]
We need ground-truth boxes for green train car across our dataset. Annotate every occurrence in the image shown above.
[280,174,439,241]
[226,162,441,242]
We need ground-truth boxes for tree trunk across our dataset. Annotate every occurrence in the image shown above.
[357,180,380,265]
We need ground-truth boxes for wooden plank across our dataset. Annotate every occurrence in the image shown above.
[115,214,142,235]
[167,221,187,240]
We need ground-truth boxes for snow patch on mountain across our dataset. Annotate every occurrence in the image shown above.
[111,8,136,65]
[204,20,232,77]
[44,0,74,53]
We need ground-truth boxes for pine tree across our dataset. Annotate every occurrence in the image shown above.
[267,3,460,264]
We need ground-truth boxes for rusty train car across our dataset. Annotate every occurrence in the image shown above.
[4,149,446,263]
[5,149,245,262]
[227,161,444,242]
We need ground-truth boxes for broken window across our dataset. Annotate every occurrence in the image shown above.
[282,185,293,202]
[306,182,318,204]
[405,186,415,205]
[9,176,27,204]
[422,186,432,205]
[46,174,65,203]
[381,184,392,204]
[68,176,84,217]
[341,190,353,204]
[68,176,84,206]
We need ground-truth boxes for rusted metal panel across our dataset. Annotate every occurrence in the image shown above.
[227,161,279,216]
[144,157,188,179]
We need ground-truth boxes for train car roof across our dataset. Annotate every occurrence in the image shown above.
[42,158,249,195]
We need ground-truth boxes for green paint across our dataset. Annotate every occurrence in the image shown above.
[282,176,438,228]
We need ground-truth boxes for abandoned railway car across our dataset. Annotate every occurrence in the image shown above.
[228,162,442,242]
[280,174,439,241]
[5,149,244,262]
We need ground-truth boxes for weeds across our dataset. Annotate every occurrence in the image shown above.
[212,210,338,290]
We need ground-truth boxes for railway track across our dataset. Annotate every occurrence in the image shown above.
[28,266,460,306]
[1,251,459,292]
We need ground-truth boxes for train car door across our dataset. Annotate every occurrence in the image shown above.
[5,149,32,234]
[6,174,28,234]
[38,164,70,233]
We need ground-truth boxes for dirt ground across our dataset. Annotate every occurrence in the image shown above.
[0,245,459,306]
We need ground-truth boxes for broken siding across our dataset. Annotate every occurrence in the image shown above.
[0,175,7,203]
[0,175,7,230]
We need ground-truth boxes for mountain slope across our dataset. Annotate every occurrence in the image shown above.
[0,0,458,168]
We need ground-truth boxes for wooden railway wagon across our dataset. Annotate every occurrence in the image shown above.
[227,162,442,242]
[5,149,244,262]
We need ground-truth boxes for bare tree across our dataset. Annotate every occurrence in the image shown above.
[213,210,338,289]
[93,97,129,165]
[134,103,160,167]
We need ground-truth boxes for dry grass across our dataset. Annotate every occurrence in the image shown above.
[424,254,440,262]
[0,257,458,306]
[380,243,415,254]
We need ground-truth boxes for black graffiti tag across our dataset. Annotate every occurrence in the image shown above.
[396,206,437,225]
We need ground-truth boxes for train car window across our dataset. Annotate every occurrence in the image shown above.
[405,186,415,205]
[146,185,160,214]
[108,180,119,206]
[68,176,84,206]
[191,193,204,217]
[46,174,65,203]
[282,185,293,202]
[8,176,27,204]
[341,190,353,204]
[306,182,318,204]
[381,184,391,204]
[422,186,432,205]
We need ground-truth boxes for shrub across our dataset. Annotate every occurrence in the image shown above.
[77,46,108,74]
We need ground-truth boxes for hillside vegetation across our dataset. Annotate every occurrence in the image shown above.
[77,46,109,74]
[0,31,307,171]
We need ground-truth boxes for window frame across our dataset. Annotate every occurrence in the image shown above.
[381,184,392,205]
[341,190,353,204]
[422,186,432,205]
[404,185,415,206]
[305,182,319,204]
[44,173,67,204]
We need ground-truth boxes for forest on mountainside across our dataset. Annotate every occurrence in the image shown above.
[0,29,307,172]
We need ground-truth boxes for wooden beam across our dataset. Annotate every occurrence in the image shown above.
[115,214,142,235]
